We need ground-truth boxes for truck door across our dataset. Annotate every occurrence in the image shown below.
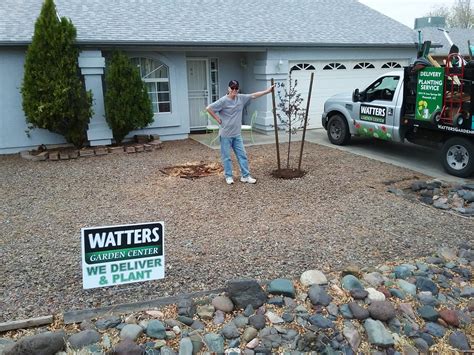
[353,75,402,141]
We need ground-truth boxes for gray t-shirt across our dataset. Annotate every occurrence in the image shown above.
[208,94,252,137]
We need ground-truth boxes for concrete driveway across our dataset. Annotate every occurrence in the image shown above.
[305,129,473,185]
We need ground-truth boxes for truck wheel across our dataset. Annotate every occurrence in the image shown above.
[441,137,474,177]
[327,114,350,145]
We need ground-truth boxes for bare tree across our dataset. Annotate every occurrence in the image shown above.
[427,0,473,28]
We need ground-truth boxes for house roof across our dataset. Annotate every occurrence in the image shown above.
[1,0,416,47]
[418,27,474,57]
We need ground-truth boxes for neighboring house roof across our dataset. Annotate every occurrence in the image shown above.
[0,0,416,47]
[418,27,474,57]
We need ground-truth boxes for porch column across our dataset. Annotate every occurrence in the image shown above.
[254,59,288,132]
[79,50,113,146]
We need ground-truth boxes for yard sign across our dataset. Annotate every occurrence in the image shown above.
[81,222,165,289]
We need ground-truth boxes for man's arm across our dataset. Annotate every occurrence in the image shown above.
[206,106,222,125]
[250,84,275,99]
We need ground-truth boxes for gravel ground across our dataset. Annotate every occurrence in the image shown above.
[0,139,472,322]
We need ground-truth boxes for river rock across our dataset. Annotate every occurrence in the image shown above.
[368,301,396,321]
[363,272,385,287]
[438,309,459,327]
[417,305,439,322]
[249,314,266,330]
[416,277,438,295]
[242,327,258,342]
[308,314,334,329]
[364,319,394,347]
[120,324,143,341]
[348,302,369,320]
[448,331,470,351]
[341,275,364,291]
[366,287,386,302]
[267,278,296,298]
[68,329,101,349]
[221,322,240,339]
[300,270,327,286]
[178,337,193,355]
[204,333,224,353]
[113,338,143,355]
[423,322,446,337]
[397,279,416,296]
[146,320,166,339]
[308,285,332,306]
[212,295,234,313]
[343,322,361,352]
[95,316,121,330]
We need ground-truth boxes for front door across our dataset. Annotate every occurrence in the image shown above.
[187,59,210,130]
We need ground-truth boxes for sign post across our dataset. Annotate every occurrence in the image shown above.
[81,222,165,289]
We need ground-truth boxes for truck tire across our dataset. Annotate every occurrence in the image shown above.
[441,137,474,177]
[327,114,350,145]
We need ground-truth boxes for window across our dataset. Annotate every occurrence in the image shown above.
[382,62,402,69]
[364,76,400,102]
[290,63,315,72]
[210,58,219,102]
[323,63,346,70]
[354,62,375,69]
[131,57,171,113]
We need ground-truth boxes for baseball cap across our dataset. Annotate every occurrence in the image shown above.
[228,80,239,88]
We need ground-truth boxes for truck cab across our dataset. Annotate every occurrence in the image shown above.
[321,63,474,178]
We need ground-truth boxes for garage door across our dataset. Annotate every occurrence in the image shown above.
[289,60,406,128]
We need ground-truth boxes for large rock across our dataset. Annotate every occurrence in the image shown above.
[307,314,334,329]
[227,279,267,309]
[364,319,394,347]
[4,331,66,355]
[178,337,193,355]
[348,302,369,320]
[95,316,122,330]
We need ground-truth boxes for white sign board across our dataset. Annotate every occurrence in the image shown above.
[81,222,165,289]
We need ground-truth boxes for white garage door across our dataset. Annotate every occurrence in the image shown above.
[289,60,406,128]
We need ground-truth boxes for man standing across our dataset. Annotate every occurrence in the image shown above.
[206,80,274,185]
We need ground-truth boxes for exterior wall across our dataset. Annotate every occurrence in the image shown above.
[0,48,67,154]
[120,51,190,141]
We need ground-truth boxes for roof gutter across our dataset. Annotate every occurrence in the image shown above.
[0,40,418,49]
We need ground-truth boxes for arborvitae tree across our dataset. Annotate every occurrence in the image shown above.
[21,0,93,148]
[104,51,154,144]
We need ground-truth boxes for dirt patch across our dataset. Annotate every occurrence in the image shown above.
[271,168,306,179]
[160,162,223,179]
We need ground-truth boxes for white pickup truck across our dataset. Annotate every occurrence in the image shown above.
[322,60,474,178]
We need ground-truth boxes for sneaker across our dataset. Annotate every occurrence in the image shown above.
[225,176,234,185]
[240,175,256,184]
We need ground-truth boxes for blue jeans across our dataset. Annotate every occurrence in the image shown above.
[220,135,250,178]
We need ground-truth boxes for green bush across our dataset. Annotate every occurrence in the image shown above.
[21,0,93,148]
[104,51,154,144]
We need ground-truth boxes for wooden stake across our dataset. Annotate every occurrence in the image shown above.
[271,78,281,170]
[298,72,314,171]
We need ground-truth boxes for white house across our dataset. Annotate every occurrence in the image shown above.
[0,0,417,154]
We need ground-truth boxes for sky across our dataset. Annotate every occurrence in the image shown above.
[359,0,457,28]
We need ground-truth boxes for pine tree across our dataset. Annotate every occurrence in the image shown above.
[21,0,92,148]
[104,51,154,144]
